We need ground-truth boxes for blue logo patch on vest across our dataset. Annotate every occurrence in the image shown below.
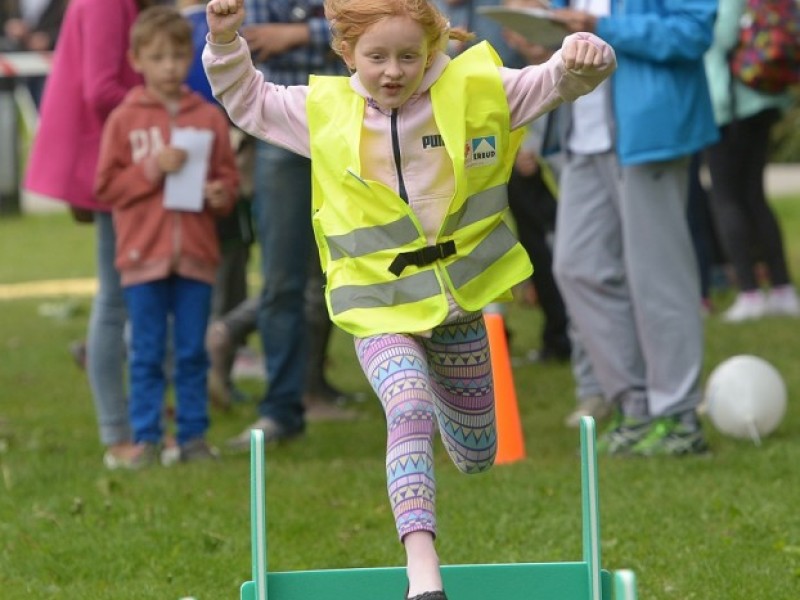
[466,136,498,168]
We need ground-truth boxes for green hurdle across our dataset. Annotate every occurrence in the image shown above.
[240,416,638,600]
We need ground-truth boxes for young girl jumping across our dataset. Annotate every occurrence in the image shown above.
[204,1,615,598]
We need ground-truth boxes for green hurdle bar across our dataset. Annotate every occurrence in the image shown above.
[240,416,638,600]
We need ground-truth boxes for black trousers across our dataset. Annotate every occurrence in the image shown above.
[705,108,791,291]
[508,166,571,359]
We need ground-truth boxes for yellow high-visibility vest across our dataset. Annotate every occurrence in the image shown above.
[307,42,530,336]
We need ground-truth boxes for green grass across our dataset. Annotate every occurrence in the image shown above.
[3,199,800,599]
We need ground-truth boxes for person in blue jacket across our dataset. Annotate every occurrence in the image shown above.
[547,0,719,455]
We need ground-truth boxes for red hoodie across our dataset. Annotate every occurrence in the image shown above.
[95,86,239,287]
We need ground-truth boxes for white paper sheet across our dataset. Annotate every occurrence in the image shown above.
[163,127,214,212]
[476,6,568,48]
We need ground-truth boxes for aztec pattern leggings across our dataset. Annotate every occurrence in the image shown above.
[354,312,497,541]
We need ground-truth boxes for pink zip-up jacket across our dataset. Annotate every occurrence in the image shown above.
[95,86,239,287]
[203,33,615,242]
[24,0,143,212]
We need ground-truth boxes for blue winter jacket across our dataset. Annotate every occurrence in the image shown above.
[553,0,720,165]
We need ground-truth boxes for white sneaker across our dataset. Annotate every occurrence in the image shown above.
[722,290,767,322]
[564,395,612,428]
[765,285,800,317]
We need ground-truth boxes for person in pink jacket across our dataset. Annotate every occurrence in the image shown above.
[205,0,615,598]
[95,5,239,467]
[23,0,157,469]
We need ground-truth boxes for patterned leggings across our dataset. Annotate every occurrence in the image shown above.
[354,312,497,541]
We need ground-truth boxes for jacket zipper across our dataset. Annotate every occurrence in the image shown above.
[168,103,182,269]
[390,108,409,204]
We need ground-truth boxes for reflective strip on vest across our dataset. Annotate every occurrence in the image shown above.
[446,220,519,288]
[326,215,419,260]
[441,184,508,236]
[329,270,441,314]
[326,184,508,260]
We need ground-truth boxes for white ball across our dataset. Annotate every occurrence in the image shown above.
[704,355,787,444]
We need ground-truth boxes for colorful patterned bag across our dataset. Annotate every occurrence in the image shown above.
[729,0,800,94]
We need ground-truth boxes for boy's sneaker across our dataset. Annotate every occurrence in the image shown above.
[631,417,710,457]
[104,442,159,470]
[596,414,652,456]
[179,438,220,463]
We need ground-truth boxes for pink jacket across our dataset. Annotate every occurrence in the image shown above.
[203,34,615,241]
[24,0,142,212]
[95,87,239,287]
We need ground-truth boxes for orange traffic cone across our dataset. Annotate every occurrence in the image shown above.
[484,310,526,464]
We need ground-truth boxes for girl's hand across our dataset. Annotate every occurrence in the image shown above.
[561,35,606,71]
[204,180,228,209]
[207,0,246,45]
[157,147,188,174]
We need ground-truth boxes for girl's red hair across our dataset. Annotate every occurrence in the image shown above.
[324,0,473,58]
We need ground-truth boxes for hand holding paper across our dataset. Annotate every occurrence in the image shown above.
[157,147,188,173]
[164,127,214,213]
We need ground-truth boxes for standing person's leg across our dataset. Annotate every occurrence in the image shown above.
[706,122,762,296]
[732,109,799,314]
[553,153,647,422]
[123,279,169,466]
[304,253,334,398]
[703,110,798,321]
[508,168,571,361]
[171,276,213,449]
[87,211,132,464]
[621,158,705,426]
[207,296,260,379]
[227,143,311,447]
[211,235,250,320]
[563,326,608,428]
[686,151,714,309]
[737,110,791,283]
[207,295,260,409]
[354,332,443,598]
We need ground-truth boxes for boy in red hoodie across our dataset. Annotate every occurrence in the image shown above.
[95,5,239,468]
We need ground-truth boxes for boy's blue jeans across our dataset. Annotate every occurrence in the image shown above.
[123,276,212,446]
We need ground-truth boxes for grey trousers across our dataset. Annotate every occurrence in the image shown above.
[553,152,702,417]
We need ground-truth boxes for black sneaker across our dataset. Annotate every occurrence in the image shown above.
[407,592,448,600]
[179,438,220,463]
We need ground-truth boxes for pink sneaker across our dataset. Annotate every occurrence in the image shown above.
[722,290,766,323]
[766,285,800,317]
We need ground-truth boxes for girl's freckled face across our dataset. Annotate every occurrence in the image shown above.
[343,16,431,110]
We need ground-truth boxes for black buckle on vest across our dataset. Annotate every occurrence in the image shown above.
[388,240,456,277]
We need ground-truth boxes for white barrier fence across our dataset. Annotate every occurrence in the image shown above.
[0,51,52,216]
